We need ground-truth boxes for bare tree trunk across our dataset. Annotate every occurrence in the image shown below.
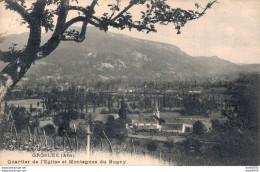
[63,136,65,151]
[43,129,47,148]
[53,134,56,150]
[13,123,19,148]
[27,126,32,141]
[51,138,54,150]
[13,123,18,142]
[33,127,36,145]
[73,124,78,152]
[91,138,94,154]
[100,138,103,152]
[37,127,40,145]
[86,125,91,155]
[10,122,13,135]
[131,138,135,154]
[65,130,72,150]
[103,131,113,154]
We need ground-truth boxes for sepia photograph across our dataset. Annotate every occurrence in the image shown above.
[0,0,259,170]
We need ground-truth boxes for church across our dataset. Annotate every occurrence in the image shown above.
[129,106,162,132]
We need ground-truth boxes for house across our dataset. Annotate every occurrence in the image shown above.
[188,90,202,96]
[69,119,86,129]
[131,116,161,131]
[93,113,119,122]
[129,107,162,131]
[162,123,193,133]
[38,117,55,128]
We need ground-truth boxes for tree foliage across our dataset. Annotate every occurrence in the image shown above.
[192,120,206,135]
[52,112,71,132]
[92,120,105,146]
[212,73,259,164]
[146,140,158,152]
[105,115,126,140]
[0,0,217,101]
[43,123,56,135]
[8,105,31,132]
[222,73,259,133]
[118,97,127,121]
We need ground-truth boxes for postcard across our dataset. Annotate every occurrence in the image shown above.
[0,0,259,169]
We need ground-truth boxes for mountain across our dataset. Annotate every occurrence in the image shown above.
[0,27,259,86]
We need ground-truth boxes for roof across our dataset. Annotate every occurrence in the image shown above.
[162,123,183,130]
[39,118,55,128]
[93,113,119,122]
[132,116,158,124]
[69,119,86,128]
[136,125,158,130]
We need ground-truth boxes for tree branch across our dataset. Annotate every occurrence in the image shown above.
[39,0,70,58]
[24,0,47,58]
[69,5,88,14]
[56,0,98,42]
[197,0,218,17]
[64,16,85,30]
[4,0,32,23]
[30,0,47,19]
[112,0,138,22]
[59,17,101,42]
[0,50,23,63]
[38,0,99,58]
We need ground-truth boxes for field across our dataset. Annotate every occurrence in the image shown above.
[6,99,42,107]
[0,99,43,113]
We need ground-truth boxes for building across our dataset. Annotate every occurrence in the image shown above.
[69,119,86,129]
[161,123,193,133]
[128,107,162,131]
[38,117,55,128]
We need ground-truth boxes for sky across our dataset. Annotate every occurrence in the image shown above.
[0,0,259,64]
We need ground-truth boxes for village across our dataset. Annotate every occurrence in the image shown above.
[1,79,229,144]
[0,73,258,166]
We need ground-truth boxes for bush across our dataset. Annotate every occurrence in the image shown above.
[193,121,206,135]
[146,140,158,152]
[164,139,174,150]
[11,106,31,132]
[79,113,85,119]
[29,119,39,132]
[76,122,88,139]
[0,114,11,149]
[92,121,105,146]
[53,112,70,130]
[105,116,127,141]
[57,126,66,136]
[182,138,201,153]
[93,121,104,139]
[179,109,186,115]
[43,124,56,135]
[211,119,222,132]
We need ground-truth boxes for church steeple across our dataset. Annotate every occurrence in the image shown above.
[154,100,160,118]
